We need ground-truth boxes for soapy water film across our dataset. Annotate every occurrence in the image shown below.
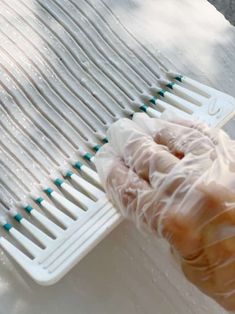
[0,0,168,240]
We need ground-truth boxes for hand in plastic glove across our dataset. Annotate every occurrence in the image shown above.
[95,113,235,311]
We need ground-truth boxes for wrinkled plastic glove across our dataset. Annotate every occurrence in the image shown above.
[95,113,235,311]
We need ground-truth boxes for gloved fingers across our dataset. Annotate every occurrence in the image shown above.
[133,112,230,150]
[95,142,164,231]
[104,158,158,230]
[107,118,180,183]
[155,126,216,156]
[107,161,148,212]
[132,113,216,156]
[169,118,223,142]
[122,138,180,183]
[161,117,231,151]
[105,118,144,157]
[132,112,176,138]
[173,119,235,168]
[94,143,120,187]
[166,118,208,132]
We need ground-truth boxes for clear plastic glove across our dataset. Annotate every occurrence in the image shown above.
[95,113,235,311]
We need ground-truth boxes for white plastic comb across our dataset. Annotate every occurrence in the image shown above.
[0,73,235,286]
[156,72,235,127]
[0,160,122,285]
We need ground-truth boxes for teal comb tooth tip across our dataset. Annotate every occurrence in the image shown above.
[93,144,101,152]
[66,170,73,177]
[54,178,64,187]
[14,213,23,222]
[44,187,53,196]
[166,82,175,89]
[150,97,157,104]
[74,161,83,170]
[158,89,167,97]
[175,75,183,82]
[36,197,44,205]
[140,105,148,112]
[24,205,33,213]
[84,152,93,161]
[3,223,13,232]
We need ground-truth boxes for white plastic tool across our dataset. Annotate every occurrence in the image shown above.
[0,160,122,285]
[139,71,235,128]
[0,73,235,285]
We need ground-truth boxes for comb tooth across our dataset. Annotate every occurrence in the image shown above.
[0,236,32,269]
[150,97,192,119]
[81,165,101,186]
[22,204,62,238]
[9,209,52,248]
[63,170,104,200]
[160,79,206,106]
[92,144,102,153]
[18,218,52,248]
[102,137,108,144]
[70,159,102,187]
[10,228,41,257]
[150,86,195,114]
[143,96,165,113]
[163,92,197,113]
[148,108,161,118]
[157,78,170,87]
[140,93,154,103]
[32,195,73,227]
[167,71,211,97]
[123,108,135,117]
[181,77,211,97]
[78,147,95,163]
[132,100,161,119]
[53,177,95,210]
[42,187,85,219]
[14,213,52,247]
[88,156,95,164]
[94,130,108,143]
[0,217,41,257]
[87,140,102,153]
[141,105,161,118]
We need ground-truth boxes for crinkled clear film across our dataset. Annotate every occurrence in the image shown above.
[95,113,235,311]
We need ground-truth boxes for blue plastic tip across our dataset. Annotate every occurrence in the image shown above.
[166,82,175,89]
[93,144,101,152]
[3,223,13,232]
[150,97,157,105]
[14,213,23,222]
[24,205,33,214]
[44,187,53,196]
[84,152,93,161]
[139,105,148,113]
[74,161,83,170]
[158,89,166,97]
[66,170,73,178]
[35,197,44,205]
[54,178,64,187]
[175,75,183,82]
[102,138,108,144]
